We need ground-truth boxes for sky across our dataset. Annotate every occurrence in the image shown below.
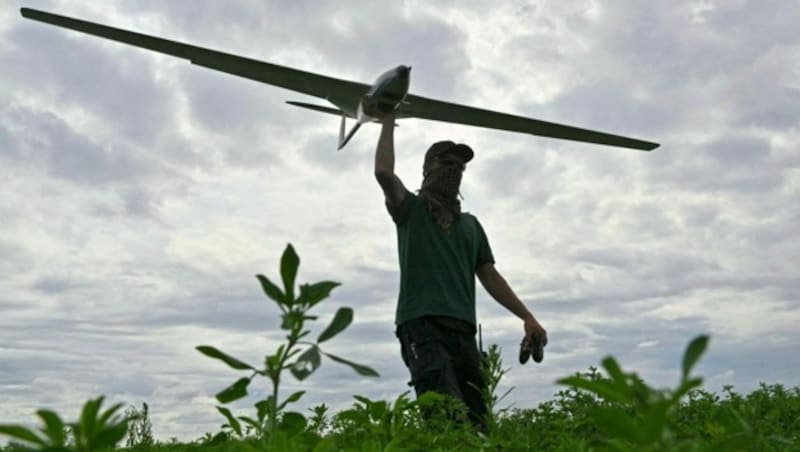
[1,0,799,443]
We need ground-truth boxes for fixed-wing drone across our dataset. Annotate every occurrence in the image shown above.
[20,7,659,152]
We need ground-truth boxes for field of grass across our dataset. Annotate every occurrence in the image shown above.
[3,245,798,451]
[2,359,798,451]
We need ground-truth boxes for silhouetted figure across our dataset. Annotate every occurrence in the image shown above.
[368,100,548,432]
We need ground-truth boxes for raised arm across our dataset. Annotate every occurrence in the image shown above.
[476,263,547,345]
[369,102,407,207]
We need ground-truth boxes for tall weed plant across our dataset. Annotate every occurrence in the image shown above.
[195,243,379,449]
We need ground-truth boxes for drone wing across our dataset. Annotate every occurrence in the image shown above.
[21,7,659,151]
[400,94,659,151]
[19,8,368,114]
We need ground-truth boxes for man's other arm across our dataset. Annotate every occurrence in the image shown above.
[476,263,547,344]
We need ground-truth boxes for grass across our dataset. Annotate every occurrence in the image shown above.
[3,244,798,451]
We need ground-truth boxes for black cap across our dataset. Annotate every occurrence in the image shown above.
[423,141,474,167]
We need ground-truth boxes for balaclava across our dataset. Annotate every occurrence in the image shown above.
[419,158,465,229]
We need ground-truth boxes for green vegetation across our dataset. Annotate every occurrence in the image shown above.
[194,244,379,448]
[2,245,798,451]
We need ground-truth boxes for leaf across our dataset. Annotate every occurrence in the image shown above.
[317,307,353,343]
[256,398,273,423]
[196,346,255,371]
[323,351,380,377]
[238,416,260,431]
[682,335,710,380]
[216,406,242,437]
[0,425,47,446]
[97,402,125,427]
[297,281,340,308]
[91,422,128,449]
[280,244,300,302]
[707,432,754,451]
[216,377,251,404]
[36,409,65,445]
[589,406,644,444]
[209,431,228,445]
[601,357,627,389]
[79,397,104,440]
[256,274,286,306]
[312,437,338,452]
[278,390,306,412]
[641,403,670,443]
[556,376,628,403]
[290,346,321,381]
[672,377,704,403]
[279,411,307,435]
[335,409,365,425]
[369,400,388,421]
[281,311,306,331]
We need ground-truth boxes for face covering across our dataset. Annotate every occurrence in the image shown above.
[419,161,464,229]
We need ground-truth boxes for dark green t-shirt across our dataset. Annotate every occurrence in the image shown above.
[388,191,494,327]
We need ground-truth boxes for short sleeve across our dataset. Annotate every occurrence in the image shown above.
[386,190,414,225]
[474,218,495,269]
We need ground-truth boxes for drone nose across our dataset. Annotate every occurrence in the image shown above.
[397,65,411,78]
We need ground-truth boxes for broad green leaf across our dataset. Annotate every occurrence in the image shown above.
[256,274,286,306]
[323,351,380,377]
[279,411,307,435]
[281,311,306,331]
[290,346,321,380]
[265,354,282,379]
[0,425,47,446]
[280,314,291,330]
[280,244,300,302]
[216,406,242,437]
[36,409,65,445]
[682,335,710,380]
[312,437,338,452]
[672,377,704,403]
[601,357,628,389]
[707,432,753,451]
[256,398,273,423]
[589,406,644,444]
[641,403,670,443]
[278,390,306,412]
[196,346,255,371]
[97,402,124,427]
[91,422,128,449]
[297,281,340,308]
[317,307,353,343]
[209,431,228,445]
[269,429,293,451]
[79,397,104,440]
[216,377,251,404]
[238,416,260,431]
[335,409,364,424]
[369,400,388,421]
[556,376,628,403]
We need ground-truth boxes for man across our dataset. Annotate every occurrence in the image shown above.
[370,102,547,431]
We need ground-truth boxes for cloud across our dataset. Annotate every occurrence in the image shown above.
[1,105,154,185]
[1,0,799,443]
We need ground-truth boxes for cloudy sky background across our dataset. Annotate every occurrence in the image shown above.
[2,0,798,442]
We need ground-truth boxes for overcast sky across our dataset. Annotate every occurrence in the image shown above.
[2,0,798,443]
